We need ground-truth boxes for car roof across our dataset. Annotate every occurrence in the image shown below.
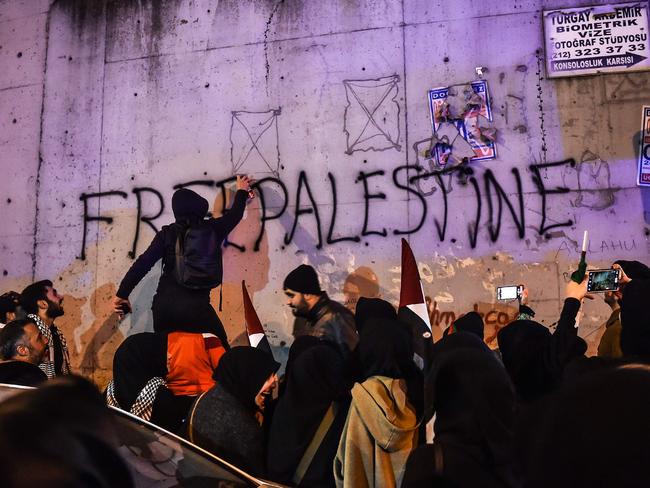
[0,383,288,488]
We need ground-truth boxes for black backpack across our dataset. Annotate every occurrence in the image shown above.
[172,221,223,289]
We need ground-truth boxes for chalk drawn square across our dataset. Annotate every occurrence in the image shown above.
[343,75,401,155]
[230,109,281,176]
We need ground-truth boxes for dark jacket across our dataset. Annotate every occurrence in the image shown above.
[520,367,650,488]
[188,347,280,478]
[497,298,586,404]
[116,189,247,339]
[190,385,266,477]
[116,189,248,300]
[404,335,518,488]
[267,342,349,487]
[304,294,358,357]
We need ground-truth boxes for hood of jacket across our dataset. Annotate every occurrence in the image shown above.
[351,376,418,452]
[172,188,209,222]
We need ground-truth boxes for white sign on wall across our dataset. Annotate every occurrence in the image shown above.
[638,106,650,187]
[543,2,650,78]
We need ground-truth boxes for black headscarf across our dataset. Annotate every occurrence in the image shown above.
[620,278,650,357]
[113,332,168,411]
[0,376,133,488]
[267,342,347,485]
[521,365,650,488]
[172,188,209,222]
[614,260,650,280]
[432,349,517,487]
[358,317,423,418]
[424,332,492,421]
[354,297,397,333]
[497,319,586,403]
[213,346,280,412]
[445,311,485,340]
[358,317,416,381]
[404,335,517,488]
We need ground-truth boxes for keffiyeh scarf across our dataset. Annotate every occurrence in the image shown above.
[106,377,167,421]
[28,314,71,378]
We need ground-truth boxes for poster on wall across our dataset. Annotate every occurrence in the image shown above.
[638,106,650,186]
[543,2,650,78]
[427,80,496,167]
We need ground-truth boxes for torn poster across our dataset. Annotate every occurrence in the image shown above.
[637,106,650,187]
[427,80,496,167]
[543,3,650,78]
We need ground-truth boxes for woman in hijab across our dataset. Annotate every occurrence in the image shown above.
[618,267,650,358]
[403,333,519,488]
[497,277,588,404]
[354,297,397,334]
[106,332,195,433]
[334,318,421,488]
[267,340,348,487]
[112,176,254,346]
[442,311,484,340]
[188,347,280,477]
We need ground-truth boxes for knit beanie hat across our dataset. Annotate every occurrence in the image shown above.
[283,265,321,295]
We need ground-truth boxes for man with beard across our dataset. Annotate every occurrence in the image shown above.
[283,264,358,358]
[19,280,71,378]
[0,318,48,385]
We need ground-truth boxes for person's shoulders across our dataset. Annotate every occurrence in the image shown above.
[323,298,354,319]
[0,361,47,386]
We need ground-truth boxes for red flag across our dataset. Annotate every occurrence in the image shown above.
[399,238,432,332]
[242,280,272,354]
[398,239,433,371]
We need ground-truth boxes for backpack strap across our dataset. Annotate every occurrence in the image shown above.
[292,402,337,486]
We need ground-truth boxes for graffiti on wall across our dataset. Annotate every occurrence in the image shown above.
[77,158,592,259]
[343,76,402,154]
[230,108,282,176]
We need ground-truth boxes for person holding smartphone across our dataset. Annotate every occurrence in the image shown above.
[597,260,650,359]
[497,274,589,404]
[616,261,650,358]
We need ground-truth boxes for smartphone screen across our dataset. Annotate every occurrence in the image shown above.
[587,269,620,292]
[497,285,520,300]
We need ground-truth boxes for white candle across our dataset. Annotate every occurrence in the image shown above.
[581,230,588,252]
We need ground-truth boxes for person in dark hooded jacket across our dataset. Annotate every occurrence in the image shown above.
[113,176,253,346]
[403,332,519,488]
[497,276,588,404]
[267,340,349,487]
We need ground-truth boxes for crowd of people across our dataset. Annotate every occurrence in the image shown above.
[0,177,649,487]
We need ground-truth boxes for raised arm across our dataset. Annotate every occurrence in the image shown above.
[213,175,254,235]
[543,276,589,375]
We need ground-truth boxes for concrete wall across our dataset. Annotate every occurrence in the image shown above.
[1,0,649,385]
